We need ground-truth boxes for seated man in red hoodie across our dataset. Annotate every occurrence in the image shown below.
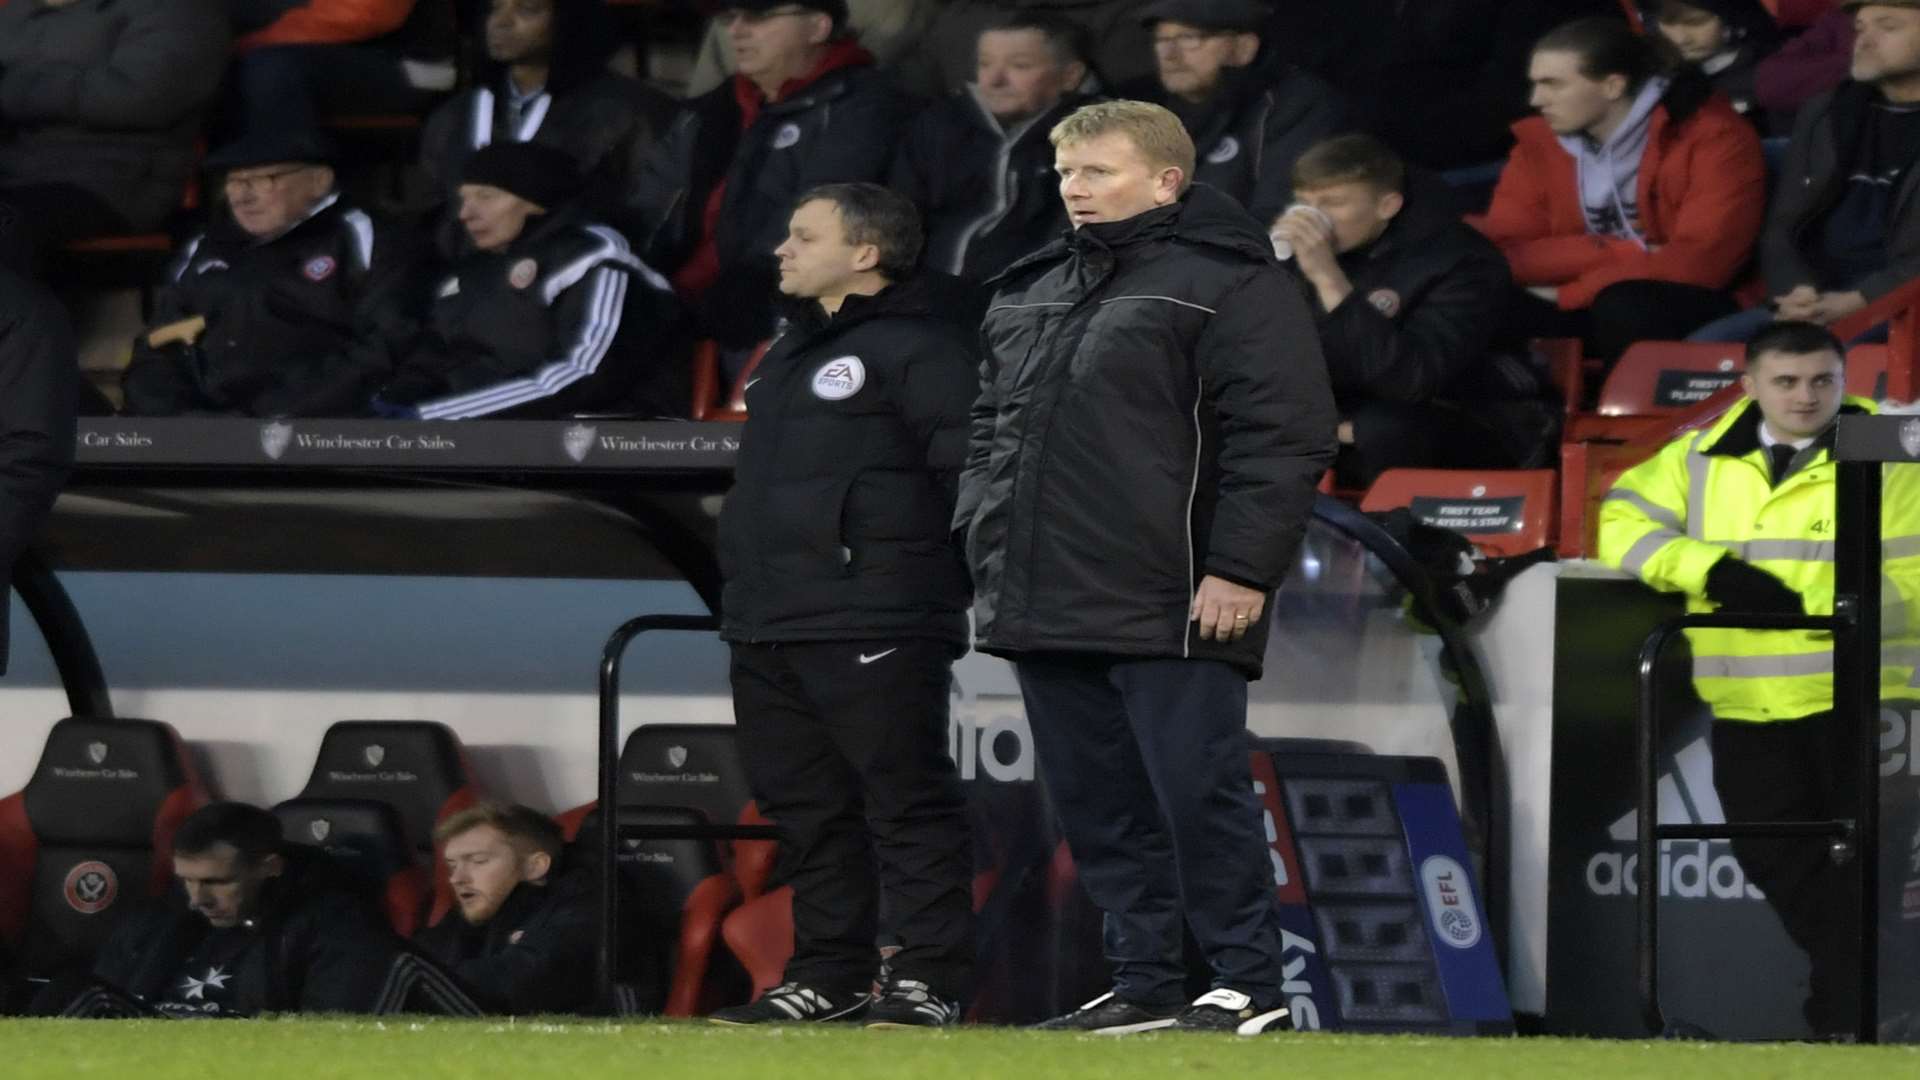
[1474,15,1766,361]
[629,0,911,378]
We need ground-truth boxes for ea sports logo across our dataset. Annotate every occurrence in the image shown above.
[64,860,118,915]
[811,357,865,400]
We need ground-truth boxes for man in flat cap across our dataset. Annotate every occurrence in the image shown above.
[1130,0,1346,228]
[122,130,428,418]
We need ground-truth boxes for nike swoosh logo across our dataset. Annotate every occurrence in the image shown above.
[857,648,898,665]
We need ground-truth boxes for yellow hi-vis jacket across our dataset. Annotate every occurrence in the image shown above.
[1599,396,1920,722]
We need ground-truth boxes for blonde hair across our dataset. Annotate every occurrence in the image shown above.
[1049,100,1195,192]
[435,800,563,862]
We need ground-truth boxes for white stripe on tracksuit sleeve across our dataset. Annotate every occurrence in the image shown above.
[414,264,630,419]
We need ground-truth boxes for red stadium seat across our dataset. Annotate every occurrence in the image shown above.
[0,718,209,978]
[294,721,483,929]
[1848,343,1890,399]
[1359,468,1558,557]
[719,886,794,1000]
[1566,341,1747,442]
[689,340,772,421]
[559,724,772,1016]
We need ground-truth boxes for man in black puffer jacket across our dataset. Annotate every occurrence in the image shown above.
[712,183,978,1029]
[958,100,1335,1035]
[76,802,397,1018]
[396,803,601,1016]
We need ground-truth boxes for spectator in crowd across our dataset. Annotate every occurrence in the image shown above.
[1259,0,1621,172]
[712,184,977,1028]
[1275,135,1548,489]
[224,0,459,141]
[1598,320,1898,1038]
[418,0,674,251]
[631,0,910,364]
[895,0,1157,98]
[373,143,688,419]
[890,13,1097,281]
[1474,16,1766,361]
[0,264,77,670]
[960,101,1335,1035]
[1132,0,1345,229]
[1756,4,1857,124]
[0,0,230,272]
[391,803,597,1015]
[1723,0,1920,340]
[688,0,939,96]
[75,802,397,1018]
[121,131,427,418]
[1646,0,1782,129]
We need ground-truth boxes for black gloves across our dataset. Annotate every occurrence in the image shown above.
[1705,556,1805,615]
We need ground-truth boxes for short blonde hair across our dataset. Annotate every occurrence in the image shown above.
[1049,100,1195,192]
[435,800,563,862]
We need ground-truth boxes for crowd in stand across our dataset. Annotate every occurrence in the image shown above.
[0,0,1914,484]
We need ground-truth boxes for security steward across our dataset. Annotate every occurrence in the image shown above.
[710,183,977,1028]
[371,142,689,420]
[1599,319,1920,1037]
[120,129,427,418]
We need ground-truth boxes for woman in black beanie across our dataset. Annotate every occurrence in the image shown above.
[372,142,691,419]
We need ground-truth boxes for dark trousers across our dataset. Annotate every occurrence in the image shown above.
[1501,279,1740,362]
[730,639,974,999]
[1337,398,1530,490]
[1014,655,1285,1008]
[224,44,439,140]
[1711,712,1860,1036]
[0,184,130,276]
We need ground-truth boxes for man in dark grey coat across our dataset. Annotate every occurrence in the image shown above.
[957,100,1335,1035]
[0,0,231,270]
[0,264,77,670]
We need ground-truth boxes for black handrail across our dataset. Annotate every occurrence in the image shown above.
[1634,612,1850,1037]
[12,549,111,718]
[595,613,719,1014]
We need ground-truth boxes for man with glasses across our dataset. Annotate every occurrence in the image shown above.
[1132,0,1345,230]
[122,130,428,418]
[631,0,909,375]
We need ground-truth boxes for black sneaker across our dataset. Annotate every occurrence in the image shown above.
[864,979,962,1028]
[709,982,871,1025]
[1171,988,1290,1035]
[1033,991,1181,1034]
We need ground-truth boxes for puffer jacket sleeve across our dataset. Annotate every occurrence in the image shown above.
[1597,430,1728,596]
[0,0,229,131]
[1197,265,1337,589]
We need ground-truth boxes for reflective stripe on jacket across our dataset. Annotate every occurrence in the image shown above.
[1598,395,1920,721]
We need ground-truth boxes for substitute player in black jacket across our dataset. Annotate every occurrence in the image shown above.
[120,131,426,418]
[959,101,1335,1034]
[77,803,396,1018]
[711,183,977,1029]
[373,142,688,420]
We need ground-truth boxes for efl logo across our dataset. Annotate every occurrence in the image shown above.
[1419,855,1481,949]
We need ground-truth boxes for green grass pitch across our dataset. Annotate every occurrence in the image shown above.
[2,1018,1918,1079]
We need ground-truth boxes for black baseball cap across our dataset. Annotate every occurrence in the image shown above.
[1138,0,1268,33]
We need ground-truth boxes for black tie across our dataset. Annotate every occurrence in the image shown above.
[1768,443,1797,486]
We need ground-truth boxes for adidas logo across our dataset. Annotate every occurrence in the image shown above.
[1584,736,1765,901]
